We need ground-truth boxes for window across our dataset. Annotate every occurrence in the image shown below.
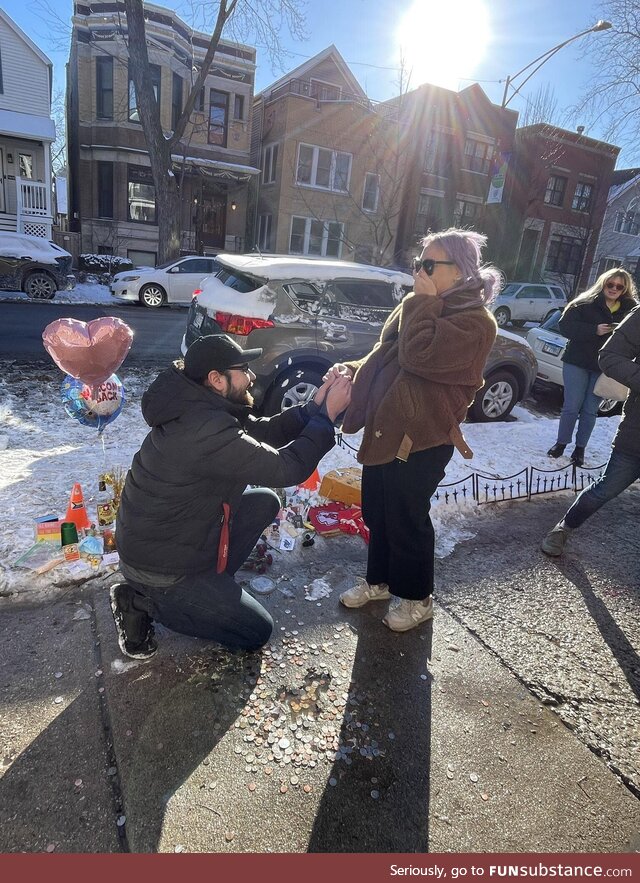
[176,258,210,273]
[515,285,554,299]
[289,216,343,257]
[129,64,161,122]
[97,246,113,255]
[208,90,229,146]
[233,94,245,120]
[310,79,341,101]
[462,138,493,174]
[97,161,113,218]
[362,173,379,212]
[258,214,273,250]
[544,175,567,207]
[423,131,452,176]
[416,193,443,227]
[127,249,156,268]
[195,86,205,114]
[454,199,479,224]
[614,210,640,236]
[171,73,183,131]
[18,154,33,179]
[96,56,113,119]
[262,144,278,184]
[572,182,594,212]
[296,144,351,192]
[545,235,584,276]
[127,165,156,224]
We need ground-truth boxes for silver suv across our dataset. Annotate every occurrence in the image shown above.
[492,282,567,328]
[182,254,538,421]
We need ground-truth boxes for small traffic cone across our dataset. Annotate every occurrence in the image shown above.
[298,468,321,492]
[65,482,91,531]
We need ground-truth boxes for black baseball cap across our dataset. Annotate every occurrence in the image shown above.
[184,334,263,381]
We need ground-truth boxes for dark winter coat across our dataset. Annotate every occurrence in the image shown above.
[116,364,335,575]
[598,305,640,458]
[558,292,637,372]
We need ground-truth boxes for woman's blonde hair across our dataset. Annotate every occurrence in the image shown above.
[566,267,638,310]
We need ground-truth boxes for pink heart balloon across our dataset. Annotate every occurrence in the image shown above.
[42,317,134,386]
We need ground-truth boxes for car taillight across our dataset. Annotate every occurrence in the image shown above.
[192,289,202,298]
[214,311,274,336]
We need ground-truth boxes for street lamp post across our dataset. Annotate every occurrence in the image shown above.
[501,20,612,108]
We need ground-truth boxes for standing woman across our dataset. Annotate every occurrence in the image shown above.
[334,229,499,632]
[547,268,638,466]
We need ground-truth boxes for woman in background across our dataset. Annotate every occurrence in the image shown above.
[547,268,637,467]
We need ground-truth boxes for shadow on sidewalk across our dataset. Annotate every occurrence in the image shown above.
[307,605,433,852]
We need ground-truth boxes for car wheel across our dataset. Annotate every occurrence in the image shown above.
[263,368,324,416]
[597,397,623,417]
[469,370,519,422]
[494,307,510,327]
[139,284,166,308]
[23,271,56,299]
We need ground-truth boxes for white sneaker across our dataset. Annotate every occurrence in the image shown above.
[383,597,434,632]
[339,578,391,608]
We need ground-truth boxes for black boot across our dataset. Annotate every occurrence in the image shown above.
[570,446,585,466]
[547,442,566,458]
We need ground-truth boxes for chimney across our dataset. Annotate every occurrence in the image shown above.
[577,125,585,135]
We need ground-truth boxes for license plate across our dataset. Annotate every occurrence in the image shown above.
[542,341,562,356]
[194,312,204,328]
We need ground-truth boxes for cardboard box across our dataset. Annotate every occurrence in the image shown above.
[319,467,362,507]
[34,515,63,545]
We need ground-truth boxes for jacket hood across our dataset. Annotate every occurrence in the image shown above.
[141,363,239,428]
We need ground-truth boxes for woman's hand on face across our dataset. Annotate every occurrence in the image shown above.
[597,323,613,336]
[322,363,353,382]
[413,267,438,297]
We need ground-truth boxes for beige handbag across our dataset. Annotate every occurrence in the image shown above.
[593,373,629,402]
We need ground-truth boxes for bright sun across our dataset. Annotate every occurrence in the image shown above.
[395,0,491,91]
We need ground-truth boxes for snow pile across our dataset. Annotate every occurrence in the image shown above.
[0,281,120,306]
[80,254,133,274]
[0,361,621,599]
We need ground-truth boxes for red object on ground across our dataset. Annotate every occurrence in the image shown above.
[308,503,369,543]
[65,482,91,531]
[298,468,321,492]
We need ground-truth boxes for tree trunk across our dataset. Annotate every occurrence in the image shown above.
[154,160,182,264]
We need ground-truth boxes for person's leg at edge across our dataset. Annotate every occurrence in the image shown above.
[556,363,590,446]
[574,370,601,450]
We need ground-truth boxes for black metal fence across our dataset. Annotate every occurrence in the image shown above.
[334,432,606,506]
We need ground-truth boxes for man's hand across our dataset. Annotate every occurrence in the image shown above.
[597,323,613,336]
[313,375,335,407]
[323,362,354,382]
[324,375,352,421]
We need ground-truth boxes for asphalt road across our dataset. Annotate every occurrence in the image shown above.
[0,301,188,363]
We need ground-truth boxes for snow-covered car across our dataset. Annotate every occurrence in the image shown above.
[110,255,221,308]
[0,233,75,299]
[181,253,538,421]
[492,282,567,328]
[527,309,621,416]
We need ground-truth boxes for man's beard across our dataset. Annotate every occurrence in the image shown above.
[228,387,254,407]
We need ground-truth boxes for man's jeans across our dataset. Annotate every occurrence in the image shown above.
[121,488,280,651]
[564,449,640,529]
[557,363,601,448]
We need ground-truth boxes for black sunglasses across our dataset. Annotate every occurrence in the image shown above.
[605,282,625,292]
[228,363,251,373]
[413,257,455,276]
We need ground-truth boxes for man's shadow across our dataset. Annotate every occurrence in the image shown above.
[307,603,433,852]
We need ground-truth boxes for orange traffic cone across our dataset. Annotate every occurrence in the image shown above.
[298,468,321,492]
[65,482,91,531]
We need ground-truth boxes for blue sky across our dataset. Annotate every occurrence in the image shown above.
[5,0,633,164]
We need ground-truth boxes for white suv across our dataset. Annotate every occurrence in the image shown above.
[492,282,567,328]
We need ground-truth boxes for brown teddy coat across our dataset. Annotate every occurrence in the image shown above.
[341,289,497,465]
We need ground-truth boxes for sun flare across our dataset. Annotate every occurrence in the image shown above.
[395,0,491,91]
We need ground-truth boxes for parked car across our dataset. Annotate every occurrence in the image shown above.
[110,255,221,308]
[0,233,75,299]
[181,254,538,422]
[526,309,621,416]
[491,282,567,328]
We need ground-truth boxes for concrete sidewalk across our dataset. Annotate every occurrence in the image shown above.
[1,532,639,853]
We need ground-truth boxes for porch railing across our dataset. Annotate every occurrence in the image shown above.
[16,177,52,238]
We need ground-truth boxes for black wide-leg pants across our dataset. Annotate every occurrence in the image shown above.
[362,445,454,601]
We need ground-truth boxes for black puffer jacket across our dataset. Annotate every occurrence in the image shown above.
[599,305,640,458]
[558,292,636,372]
[116,365,335,575]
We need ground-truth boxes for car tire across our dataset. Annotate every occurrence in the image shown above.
[469,370,519,422]
[263,367,324,416]
[597,397,623,417]
[494,307,510,327]
[139,284,166,308]
[23,271,56,299]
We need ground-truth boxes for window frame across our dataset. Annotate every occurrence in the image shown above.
[262,143,278,184]
[614,209,640,236]
[362,173,380,213]
[545,235,584,276]
[423,131,452,176]
[462,137,493,174]
[258,213,273,250]
[454,198,480,224]
[127,164,157,225]
[171,72,183,132]
[544,175,567,207]
[572,181,594,213]
[295,142,352,193]
[208,89,229,147]
[128,63,161,123]
[289,215,344,258]
[233,94,245,120]
[96,55,114,120]
[97,160,114,219]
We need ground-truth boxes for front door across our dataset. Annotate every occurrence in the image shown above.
[198,187,226,250]
[0,148,6,213]
[516,228,539,279]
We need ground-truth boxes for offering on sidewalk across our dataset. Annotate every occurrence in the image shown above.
[34,514,63,544]
[319,467,362,507]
